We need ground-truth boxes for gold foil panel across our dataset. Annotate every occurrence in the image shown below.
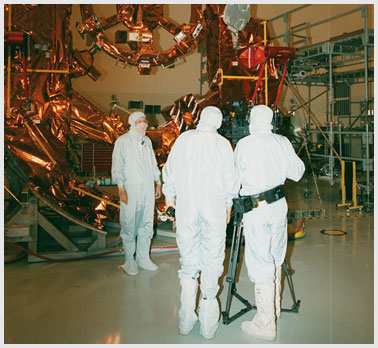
[4,4,281,229]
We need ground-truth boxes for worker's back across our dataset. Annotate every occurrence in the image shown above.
[173,129,236,207]
[235,132,304,196]
[163,106,238,222]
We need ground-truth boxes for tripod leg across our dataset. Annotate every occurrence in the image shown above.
[282,261,300,313]
[223,235,236,317]
[226,221,242,284]
[222,215,244,324]
[222,212,256,324]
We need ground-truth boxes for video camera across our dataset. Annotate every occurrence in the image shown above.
[165,206,176,219]
[232,196,253,214]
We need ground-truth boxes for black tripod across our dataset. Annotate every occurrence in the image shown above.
[222,209,301,325]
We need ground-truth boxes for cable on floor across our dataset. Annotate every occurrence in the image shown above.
[4,242,120,262]
[5,242,179,262]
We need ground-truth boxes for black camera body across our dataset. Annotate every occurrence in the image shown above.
[232,196,253,214]
[166,206,176,219]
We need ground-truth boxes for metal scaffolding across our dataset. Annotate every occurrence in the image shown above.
[268,4,373,210]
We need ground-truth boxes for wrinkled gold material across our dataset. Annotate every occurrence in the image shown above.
[4,4,279,228]
[4,4,122,228]
[78,5,206,74]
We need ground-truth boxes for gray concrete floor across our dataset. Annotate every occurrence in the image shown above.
[4,177,374,344]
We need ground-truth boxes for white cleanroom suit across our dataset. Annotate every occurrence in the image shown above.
[234,105,305,340]
[162,106,239,339]
[112,112,161,276]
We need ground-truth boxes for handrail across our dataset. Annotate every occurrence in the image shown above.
[270,5,368,42]
[267,5,310,23]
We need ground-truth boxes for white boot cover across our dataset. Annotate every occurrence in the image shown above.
[136,237,158,271]
[179,278,199,335]
[198,298,219,339]
[122,239,139,276]
[241,283,276,341]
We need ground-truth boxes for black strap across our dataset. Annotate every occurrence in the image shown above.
[235,185,285,213]
[248,185,285,205]
[261,185,285,203]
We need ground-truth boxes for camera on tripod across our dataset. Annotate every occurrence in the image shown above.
[232,196,253,214]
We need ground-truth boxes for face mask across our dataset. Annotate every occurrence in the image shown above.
[135,121,148,134]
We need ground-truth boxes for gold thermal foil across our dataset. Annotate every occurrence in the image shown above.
[4,4,279,228]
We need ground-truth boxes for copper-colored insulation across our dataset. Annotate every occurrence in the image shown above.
[4,4,279,228]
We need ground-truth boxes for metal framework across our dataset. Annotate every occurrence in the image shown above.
[4,188,110,262]
[269,5,373,210]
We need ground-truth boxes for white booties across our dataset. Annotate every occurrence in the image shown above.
[241,283,276,341]
[122,239,139,276]
[136,237,158,271]
[178,278,198,335]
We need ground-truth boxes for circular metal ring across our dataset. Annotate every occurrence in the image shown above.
[78,4,206,74]
[320,229,347,236]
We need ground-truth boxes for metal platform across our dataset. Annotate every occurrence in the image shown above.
[290,29,374,83]
[4,188,114,262]
[4,187,180,262]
